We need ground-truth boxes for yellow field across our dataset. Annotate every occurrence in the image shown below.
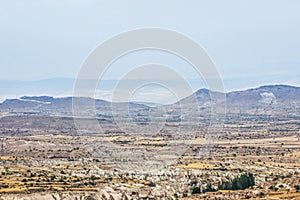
[177,162,217,170]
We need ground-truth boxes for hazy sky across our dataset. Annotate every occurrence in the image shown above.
[1,0,300,89]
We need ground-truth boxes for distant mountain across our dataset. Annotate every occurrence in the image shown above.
[227,85,300,103]
[176,85,300,115]
[0,96,138,116]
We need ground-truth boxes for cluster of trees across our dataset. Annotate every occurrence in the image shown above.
[218,173,255,190]
[192,173,255,194]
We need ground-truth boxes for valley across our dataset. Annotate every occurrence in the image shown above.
[0,85,299,199]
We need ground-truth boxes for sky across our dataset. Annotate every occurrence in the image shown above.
[0,0,300,102]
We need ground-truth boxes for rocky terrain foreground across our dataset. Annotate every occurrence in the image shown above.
[0,85,299,199]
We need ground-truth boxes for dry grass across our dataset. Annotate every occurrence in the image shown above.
[266,191,300,199]
[0,187,27,193]
[177,162,217,170]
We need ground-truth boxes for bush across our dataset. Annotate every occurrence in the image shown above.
[148,181,156,187]
[90,175,99,181]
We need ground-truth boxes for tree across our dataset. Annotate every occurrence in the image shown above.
[192,187,201,194]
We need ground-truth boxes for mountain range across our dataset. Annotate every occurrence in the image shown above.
[0,85,299,117]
